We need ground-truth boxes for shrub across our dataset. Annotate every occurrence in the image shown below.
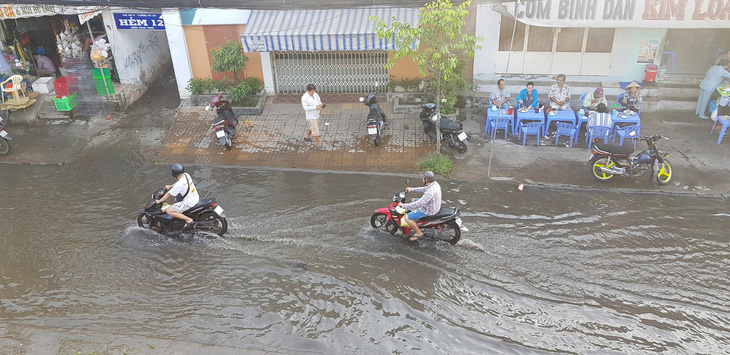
[387,76,423,91]
[417,153,454,176]
[230,77,262,106]
[186,78,216,95]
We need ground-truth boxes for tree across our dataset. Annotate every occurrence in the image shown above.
[210,40,249,85]
[372,0,481,152]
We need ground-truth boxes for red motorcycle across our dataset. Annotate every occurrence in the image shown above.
[206,93,238,150]
[370,189,466,245]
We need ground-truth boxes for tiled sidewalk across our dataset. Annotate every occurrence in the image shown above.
[157,98,434,172]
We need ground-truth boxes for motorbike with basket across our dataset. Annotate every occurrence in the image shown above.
[588,133,673,184]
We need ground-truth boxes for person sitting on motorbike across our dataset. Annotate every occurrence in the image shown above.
[398,171,442,241]
[155,163,200,230]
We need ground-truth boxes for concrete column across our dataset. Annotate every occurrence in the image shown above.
[162,8,193,99]
[260,51,275,94]
[472,4,501,83]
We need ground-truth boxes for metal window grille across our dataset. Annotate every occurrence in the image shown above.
[272,51,388,93]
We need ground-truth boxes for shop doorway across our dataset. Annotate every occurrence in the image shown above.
[662,29,730,75]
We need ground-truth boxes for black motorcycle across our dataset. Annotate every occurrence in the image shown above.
[0,109,12,155]
[208,93,238,150]
[419,103,468,153]
[359,91,387,147]
[588,134,673,184]
[136,187,228,236]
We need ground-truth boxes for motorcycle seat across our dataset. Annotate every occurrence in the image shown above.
[595,142,634,155]
[419,208,456,221]
[183,199,214,215]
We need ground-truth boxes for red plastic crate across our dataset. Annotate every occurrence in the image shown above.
[54,75,78,96]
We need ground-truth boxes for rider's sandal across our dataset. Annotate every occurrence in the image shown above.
[409,234,423,241]
[183,221,195,231]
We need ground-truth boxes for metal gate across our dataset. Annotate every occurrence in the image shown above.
[272,51,388,94]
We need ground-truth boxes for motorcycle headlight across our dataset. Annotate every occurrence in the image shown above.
[430,113,440,123]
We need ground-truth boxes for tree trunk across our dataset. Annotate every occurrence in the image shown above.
[435,77,442,153]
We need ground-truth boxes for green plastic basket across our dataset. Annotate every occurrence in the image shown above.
[53,92,79,111]
[94,80,115,95]
[91,68,111,80]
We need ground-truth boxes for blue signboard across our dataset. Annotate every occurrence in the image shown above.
[114,13,165,30]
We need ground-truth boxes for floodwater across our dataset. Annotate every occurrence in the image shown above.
[1,150,729,354]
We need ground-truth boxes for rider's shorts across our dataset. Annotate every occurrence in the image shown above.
[170,200,195,213]
[407,209,426,221]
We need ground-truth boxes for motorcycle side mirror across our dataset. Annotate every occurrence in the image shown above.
[359,97,365,102]
[430,113,440,123]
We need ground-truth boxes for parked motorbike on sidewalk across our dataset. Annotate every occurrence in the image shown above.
[370,188,466,245]
[359,91,387,147]
[206,93,238,150]
[137,187,228,236]
[0,109,12,155]
[588,133,673,184]
[419,103,468,153]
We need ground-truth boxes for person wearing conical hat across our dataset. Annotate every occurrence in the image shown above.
[621,81,643,113]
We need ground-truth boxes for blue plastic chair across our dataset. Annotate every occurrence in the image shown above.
[579,92,588,111]
[555,122,578,147]
[490,117,512,140]
[613,124,642,148]
[586,125,612,144]
[617,93,625,109]
[519,122,542,146]
[710,115,730,144]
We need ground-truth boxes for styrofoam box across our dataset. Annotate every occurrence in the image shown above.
[32,77,55,94]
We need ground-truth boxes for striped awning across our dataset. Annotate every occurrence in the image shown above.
[240,7,419,52]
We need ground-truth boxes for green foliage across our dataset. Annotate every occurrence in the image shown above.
[372,0,481,123]
[186,78,217,95]
[387,75,423,91]
[230,77,262,106]
[417,153,454,176]
[215,78,233,93]
[210,41,249,84]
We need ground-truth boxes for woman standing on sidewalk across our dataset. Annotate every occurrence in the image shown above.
[696,59,730,119]
[302,84,326,151]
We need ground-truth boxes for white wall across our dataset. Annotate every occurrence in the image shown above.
[101,9,171,88]
[472,5,500,82]
[161,8,193,99]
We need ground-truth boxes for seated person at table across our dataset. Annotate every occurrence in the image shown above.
[33,52,56,77]
[621,81,643,113]
[549,74,571,110]
[516,82,540,109]
[587,103,613,128]
[582,87,607,111]
[715,95,730,119]
[490,79,510,109]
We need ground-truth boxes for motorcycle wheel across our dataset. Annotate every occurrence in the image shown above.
[137,212,163,233]
[373,136,380,147]
[591,157,615,181]
[199,212,228,236]
[0,138,9,155]
[225,137,232,150]
[457,142,468,153]
[655,158,673,185]
[385,220,399,235]
[370,212,387,229]
[441,221,461,245]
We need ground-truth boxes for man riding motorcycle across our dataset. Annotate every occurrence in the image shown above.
[399,171,442,241]
[154,163,200,230]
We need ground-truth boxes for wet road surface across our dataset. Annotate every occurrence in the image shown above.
[1,147,728,354]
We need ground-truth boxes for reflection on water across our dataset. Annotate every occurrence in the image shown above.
[1,152,729,353]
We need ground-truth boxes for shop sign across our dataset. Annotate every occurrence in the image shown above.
[114,13,165,30]
[503,0,730,28]
[0,5,58,19]
[79,6,103,25]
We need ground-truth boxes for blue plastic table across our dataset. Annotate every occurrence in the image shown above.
[514,109,545,135]
[485,108,515,135]
[545,109,576,133]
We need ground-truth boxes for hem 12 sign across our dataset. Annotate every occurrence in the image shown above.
[114,13,165,30]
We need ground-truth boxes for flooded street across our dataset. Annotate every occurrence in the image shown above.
[1,150,729,354]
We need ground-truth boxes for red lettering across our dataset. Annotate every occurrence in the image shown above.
[643,0,661,18]
[693,0,707,18]
[660,0,688,19]
[707,0,723,18]
[723,0,730,19]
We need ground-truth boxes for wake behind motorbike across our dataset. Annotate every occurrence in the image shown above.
[588,133,673,184]
[370,189,466,245]
[206,93,238,150]
[359,91,387,147]
[0,109,12,155]
[137,187,228,236]
[419,103,468,153]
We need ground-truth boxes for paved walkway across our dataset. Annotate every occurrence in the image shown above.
[157,97,433,172]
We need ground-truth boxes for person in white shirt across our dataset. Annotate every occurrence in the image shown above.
[155,163,200,229]
[301,84,326,151]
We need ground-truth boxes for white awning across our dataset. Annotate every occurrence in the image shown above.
[240,7,419,52]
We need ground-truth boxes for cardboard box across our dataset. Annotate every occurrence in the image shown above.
[32,77,55,94]
[28,91,40,99]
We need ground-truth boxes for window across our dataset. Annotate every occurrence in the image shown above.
[585,28,615,53]
[556,28,585,52]
[498,16,525,51]
[527,26,554,52]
